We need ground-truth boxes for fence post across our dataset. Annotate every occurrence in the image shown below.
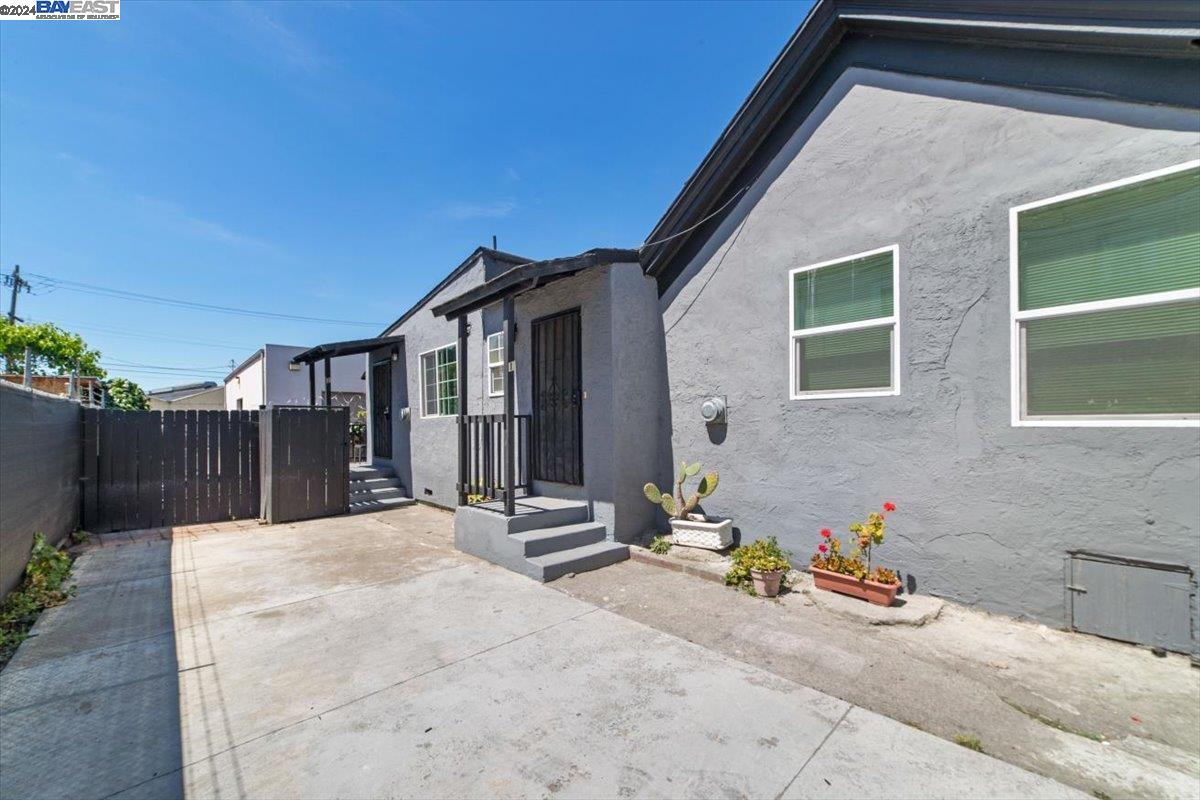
[259,408,276,523]
[456,315,469,507]
[503,296,516,517]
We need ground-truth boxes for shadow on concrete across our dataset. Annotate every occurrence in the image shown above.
[0,536,243,799]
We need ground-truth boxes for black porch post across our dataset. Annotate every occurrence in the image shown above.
[308,361,316,407]
[503,296,516,517]
[456,315,469,507]
[323,357,332,407]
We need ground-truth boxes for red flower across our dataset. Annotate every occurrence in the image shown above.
[820,528,832,538]
[883,502,897,512]
[818,543,828,553]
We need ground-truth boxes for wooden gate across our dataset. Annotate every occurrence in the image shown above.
[531,308,583,485]
[259,406,349,524]
[82,409,259,533]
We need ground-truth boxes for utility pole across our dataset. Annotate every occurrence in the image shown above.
[3,265,31,373]
[4,264,30,324]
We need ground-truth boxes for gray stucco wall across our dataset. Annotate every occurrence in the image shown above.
[660,68,1200,624]
[0,382,80,597]
[509,262,664,542]
[367,252,521,509]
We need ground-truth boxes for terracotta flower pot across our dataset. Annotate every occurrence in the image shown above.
[810,566,899,606]
[750,568,784,598]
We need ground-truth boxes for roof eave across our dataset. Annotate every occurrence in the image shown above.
[640,0,1200,278]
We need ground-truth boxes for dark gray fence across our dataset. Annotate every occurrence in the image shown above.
[259,407,349,524]
[0,382,81,596]
[81,409,260,533]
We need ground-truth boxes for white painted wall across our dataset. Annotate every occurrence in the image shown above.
[224,345,367,409]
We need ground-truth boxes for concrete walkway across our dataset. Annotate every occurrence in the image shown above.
[0,506,1082,799]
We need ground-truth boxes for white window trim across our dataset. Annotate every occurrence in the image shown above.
[1008,160,1200,428]
[486,331,504,398]
[418,341,458,419]
[788,244,901,401]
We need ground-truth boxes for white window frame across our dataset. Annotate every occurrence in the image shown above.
[1008,160,1200,429]
[418,342,458,419]
[788,244,901,400]
[486,331,504,398]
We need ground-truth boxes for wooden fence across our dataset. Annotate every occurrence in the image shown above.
[81,410,260,533]
[259,407,349,524]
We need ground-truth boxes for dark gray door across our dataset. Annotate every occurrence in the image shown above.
[371,360,392,459]
[532,308,582,485]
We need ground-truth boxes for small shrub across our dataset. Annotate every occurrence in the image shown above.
[69,529,89,545]
[649,535,672,555]
[466,494,491,505]
[0,534,76,668]
[725,537,791,590]
[954,734,983,753]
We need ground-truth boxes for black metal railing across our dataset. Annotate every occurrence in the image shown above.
[464,414,531,501]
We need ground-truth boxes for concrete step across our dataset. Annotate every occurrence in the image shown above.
[528,541,629,582]
[349,496,415,514]
[503,500,591,535]
[351,486,407,502]
[349,465,396,481]
[511,523,606,558]
[349,477,404,494]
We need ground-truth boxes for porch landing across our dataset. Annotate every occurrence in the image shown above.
[455,497,628,582]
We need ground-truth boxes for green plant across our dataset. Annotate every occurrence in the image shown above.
[0,319,105,377]
[954,734,983,753]
[104,377,149,410]
[649,535,672,555]
[644,460,719,520]
[466,494,491,505]
[810,502,900,585]
[0,534,76,668]
[69,529,89,545]
[725,537,792,589]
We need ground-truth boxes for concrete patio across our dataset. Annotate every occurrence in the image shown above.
[0,506,1081,799]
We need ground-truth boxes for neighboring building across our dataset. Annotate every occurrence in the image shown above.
[0,374,104,407]
[224,344,366,411]
[147,381,225,411]
[304,1,1200,652]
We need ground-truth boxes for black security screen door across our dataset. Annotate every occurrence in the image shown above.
[371,360,392,459]
[532,308,583,485]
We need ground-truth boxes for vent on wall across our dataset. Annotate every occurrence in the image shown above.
[1067,551,1196,657]
[423,488,433,496]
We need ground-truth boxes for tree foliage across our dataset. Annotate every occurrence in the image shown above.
[0,320,105,377]
[105,377,149,411]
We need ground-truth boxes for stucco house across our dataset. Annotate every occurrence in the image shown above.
[147,380,225,411]
[302,0,1200,654]
[224,344,366,412]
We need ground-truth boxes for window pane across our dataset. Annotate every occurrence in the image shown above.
[490,366,504,395]
[796,325,892,392]
[1019,167,1200,311]
[794,250,893,330]
[421,353,437,415]
[1024,300,1200,417]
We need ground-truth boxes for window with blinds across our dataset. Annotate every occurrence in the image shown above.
[419,343,458,417]
[789,246,899,398]
[1012,163,1200,425]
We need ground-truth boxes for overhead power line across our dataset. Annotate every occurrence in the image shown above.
[26,271,382,327]
[24,317,247,350]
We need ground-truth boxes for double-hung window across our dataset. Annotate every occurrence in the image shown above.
[1011,162,1200,426]
[420,343,458,417]
[487,332,504,397]
[789,245,900,399]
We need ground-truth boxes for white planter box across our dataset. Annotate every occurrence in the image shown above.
[669,514,733,550]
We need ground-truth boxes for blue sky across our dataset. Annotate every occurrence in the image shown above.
[1,1,811,388]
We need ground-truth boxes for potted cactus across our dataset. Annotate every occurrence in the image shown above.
[643,460,730,550]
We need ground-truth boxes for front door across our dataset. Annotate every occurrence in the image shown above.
[532,308,583,485]
[371,359,392,459]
